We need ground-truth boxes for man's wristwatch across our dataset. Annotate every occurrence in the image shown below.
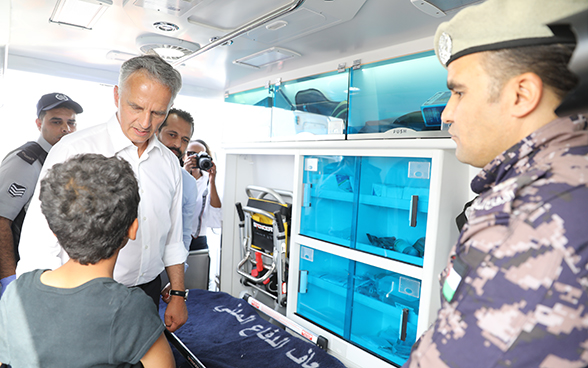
[169,289,189,301]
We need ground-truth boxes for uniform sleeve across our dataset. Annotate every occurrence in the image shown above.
[110,289,165,364]
[404,187,588,368]
[182,172,198,251]
[0,154,40,221]
[163,163,188,267]
[16,144,74,276]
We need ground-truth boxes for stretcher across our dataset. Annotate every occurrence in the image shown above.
[160,290,341,368]
[235,186,292,307]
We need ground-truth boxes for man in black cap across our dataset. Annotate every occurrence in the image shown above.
[0,92,82,297]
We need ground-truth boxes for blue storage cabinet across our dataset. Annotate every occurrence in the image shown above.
[224,51,451,141]
[347,51,450,139]
[286,147,468,368]
[300,155,431,267]
[297,245,420,366]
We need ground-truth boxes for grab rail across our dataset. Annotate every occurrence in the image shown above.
[172,0,306,67]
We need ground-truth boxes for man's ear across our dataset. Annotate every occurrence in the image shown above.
[127,218,139,240]
[114,85,120,109]
[36,118,43,131]
[508,72,543,118]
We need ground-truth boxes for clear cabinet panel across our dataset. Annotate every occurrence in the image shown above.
[297,246,421,366]
[356,156,431,266]
[300,156,357,247]
[300,155,431,266]
[347,51,449,136]
[225,86,272,107]
[224,86,273,142]
[297,245,349,337]
[272,71,349,138]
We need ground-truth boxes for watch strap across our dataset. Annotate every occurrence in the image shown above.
[169,289,188,300]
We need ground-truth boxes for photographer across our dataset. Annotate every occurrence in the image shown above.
[183,139,221,251]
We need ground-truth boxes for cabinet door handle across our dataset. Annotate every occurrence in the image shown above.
[302,183,312,208]
[409,195,418,227]
[400,308,409,341]
[299,270,308,293]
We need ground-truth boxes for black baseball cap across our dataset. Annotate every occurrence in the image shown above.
[36,93,83,118]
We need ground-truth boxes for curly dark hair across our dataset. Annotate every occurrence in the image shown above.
[40,154,140,265]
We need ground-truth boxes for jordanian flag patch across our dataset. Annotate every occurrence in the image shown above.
[8,183,26,198]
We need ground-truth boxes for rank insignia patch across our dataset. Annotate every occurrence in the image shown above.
[8,183,26,198]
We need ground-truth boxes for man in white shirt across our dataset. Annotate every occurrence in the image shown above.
[16,55,189,332]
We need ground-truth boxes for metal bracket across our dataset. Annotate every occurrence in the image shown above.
[275,77,282,86]
[265,80,271,89]
[337,62,346,73]
[352,59,362,70]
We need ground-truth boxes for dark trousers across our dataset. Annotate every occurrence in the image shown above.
[134,274,161,310]
[190,235,208,251]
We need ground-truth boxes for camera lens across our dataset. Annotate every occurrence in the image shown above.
[196,152,213,171]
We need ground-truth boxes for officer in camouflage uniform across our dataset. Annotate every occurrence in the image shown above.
[404,0,588,367]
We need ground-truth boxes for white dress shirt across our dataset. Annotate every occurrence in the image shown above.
[191,172,222,238]
[16,115,187,286]
[181,169,198,250]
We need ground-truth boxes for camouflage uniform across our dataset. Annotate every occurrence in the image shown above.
[404,114,588,368]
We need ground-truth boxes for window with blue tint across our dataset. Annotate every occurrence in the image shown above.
[297,245,421,366]
[299,156,358,247]
[347,50,449,135]
[272,70,349,137]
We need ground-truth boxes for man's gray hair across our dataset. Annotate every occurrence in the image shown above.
[118,54,182,104]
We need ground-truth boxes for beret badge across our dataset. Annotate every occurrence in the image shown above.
[438,32,452,66]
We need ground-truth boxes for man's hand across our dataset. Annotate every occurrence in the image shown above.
[164,295,188,332]
[208,162,217,182]
[163,264,188,332]
[160,282,172,304]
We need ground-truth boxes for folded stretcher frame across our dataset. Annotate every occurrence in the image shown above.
[235,185,292,307]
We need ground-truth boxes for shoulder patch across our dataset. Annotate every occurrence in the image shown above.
[15,142,48,165]
[8,183,27,198]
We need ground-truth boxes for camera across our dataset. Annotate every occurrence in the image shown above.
[192,151,213,171]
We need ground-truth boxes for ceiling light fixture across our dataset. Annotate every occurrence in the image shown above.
[233,47,300,69]
[136,34,201,61]
[153,21,180,32]
[49,0,112,30]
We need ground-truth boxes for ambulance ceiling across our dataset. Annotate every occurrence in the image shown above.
[3,0,475,98]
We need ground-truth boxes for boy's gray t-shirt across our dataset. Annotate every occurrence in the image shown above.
[0,269,165,367]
